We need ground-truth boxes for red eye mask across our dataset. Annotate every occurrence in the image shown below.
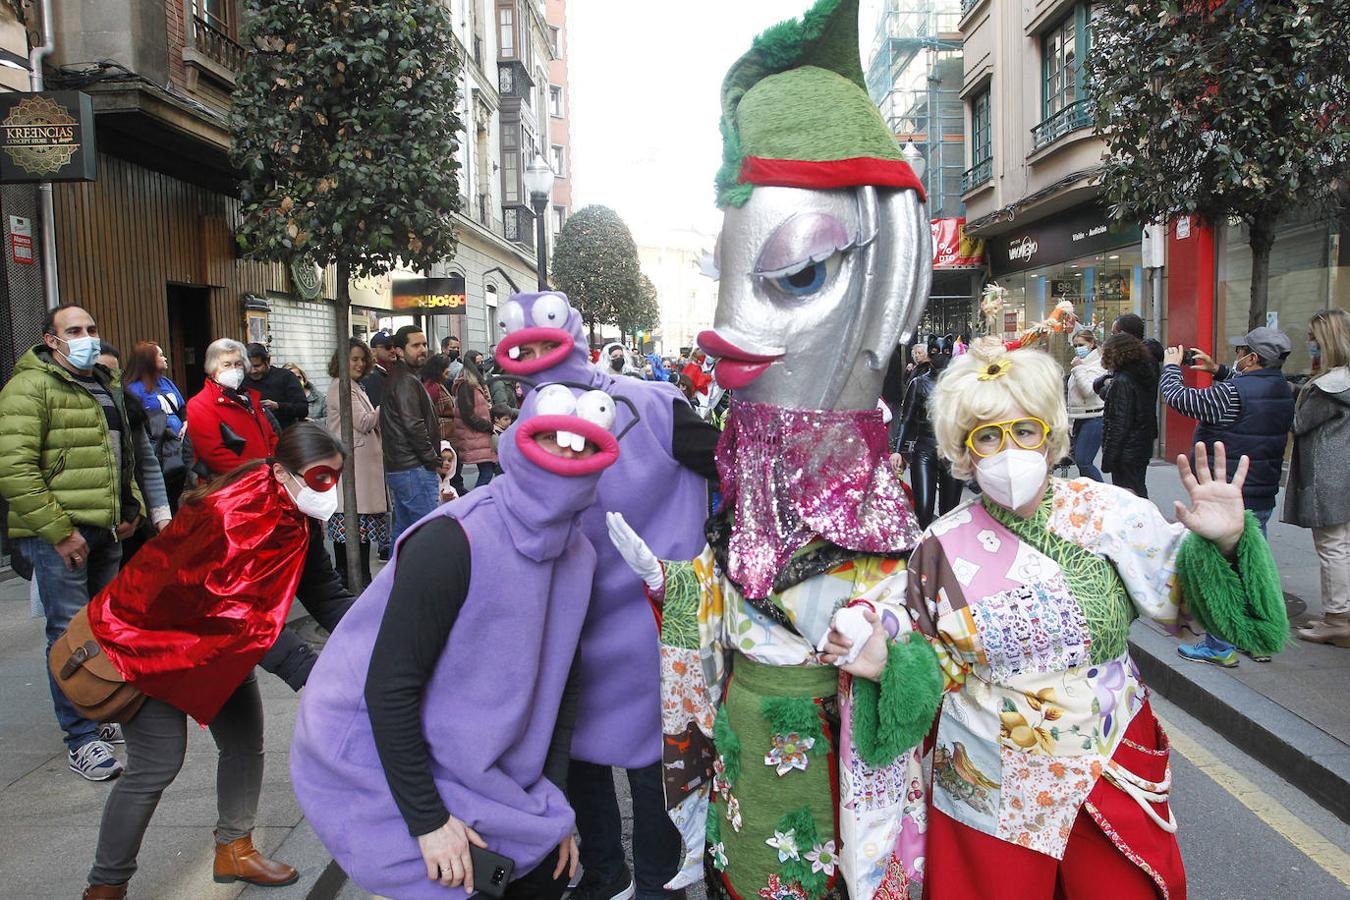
[301,465,342,492]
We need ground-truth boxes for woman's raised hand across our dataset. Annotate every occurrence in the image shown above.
[1174,442,1248,556]
[606,512,665,594]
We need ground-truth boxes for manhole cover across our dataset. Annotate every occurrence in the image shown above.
[1284,592,1307,620]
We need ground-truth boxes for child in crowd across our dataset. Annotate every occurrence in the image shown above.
[490,404,517,456]
[437,442,459,504]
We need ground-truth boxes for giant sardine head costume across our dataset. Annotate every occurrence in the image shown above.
[698,0,928,598]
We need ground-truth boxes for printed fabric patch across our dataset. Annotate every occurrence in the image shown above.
[996,747,1102,858]
[968,573,1090,683]
[931,715,1001,835]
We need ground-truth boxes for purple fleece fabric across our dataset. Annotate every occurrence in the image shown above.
[496,292,709,769]
[290,393,601,899]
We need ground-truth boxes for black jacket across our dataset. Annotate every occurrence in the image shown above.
[362,365,388,409]
[247,365,310,430]
[1101,356,1159,473]
[381,360,440,472]
[258,519,356,690]
[896,362,938,451]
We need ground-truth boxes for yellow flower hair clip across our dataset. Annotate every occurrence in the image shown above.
[977,358,1014,381]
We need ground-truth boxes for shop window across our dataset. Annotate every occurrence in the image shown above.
[963,89,992,192]
[1035,4,1095,149]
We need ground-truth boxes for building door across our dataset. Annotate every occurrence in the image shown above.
[167,284,211,398]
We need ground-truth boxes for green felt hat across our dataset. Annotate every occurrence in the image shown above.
[715,0,924,209]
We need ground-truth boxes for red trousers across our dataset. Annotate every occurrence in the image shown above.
[923,702,1186,900]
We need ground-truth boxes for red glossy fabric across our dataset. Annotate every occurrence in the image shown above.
[923,702,1184,900]
[87,466,310,723]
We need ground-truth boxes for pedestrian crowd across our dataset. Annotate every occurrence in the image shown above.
[0,298,1345,900]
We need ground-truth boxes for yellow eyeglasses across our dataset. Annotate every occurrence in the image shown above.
[964,417,1050,458]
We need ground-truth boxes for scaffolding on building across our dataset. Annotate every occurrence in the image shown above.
[865,0,965,220]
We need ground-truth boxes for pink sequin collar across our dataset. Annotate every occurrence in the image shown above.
[716,399,921,599]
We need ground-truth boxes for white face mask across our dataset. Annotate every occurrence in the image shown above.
[975,448,1049,510]
[216,368,246,391]
[288,477,339,521]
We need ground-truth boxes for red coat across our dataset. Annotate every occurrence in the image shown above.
[186,378,279,475]
[87,466,310,723]
[682,361,712,396]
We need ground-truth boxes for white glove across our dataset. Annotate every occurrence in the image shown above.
[606,512,664,594]
[817,605,875,666]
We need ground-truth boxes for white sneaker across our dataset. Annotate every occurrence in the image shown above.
[97,722,125,744]
[69,740,123,781]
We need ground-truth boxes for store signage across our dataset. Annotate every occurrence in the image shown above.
[9,214,33,264]
[931,217,986,268]
[987,203,1142,275]
[0,92,97,183]
[391,275,467,313]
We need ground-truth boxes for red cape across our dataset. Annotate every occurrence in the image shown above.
[88,466,311,723]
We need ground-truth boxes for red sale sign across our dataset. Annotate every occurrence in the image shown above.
[930,217,985,269]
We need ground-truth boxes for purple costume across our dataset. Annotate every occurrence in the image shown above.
[495,292,710,768]
[290,389,611,899]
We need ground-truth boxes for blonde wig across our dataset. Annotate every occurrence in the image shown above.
[932,336,1071,480]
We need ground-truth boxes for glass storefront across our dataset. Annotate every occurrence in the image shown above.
[1216,214,1347,379]
[996,248,1144,368]
[985,202,1144,370]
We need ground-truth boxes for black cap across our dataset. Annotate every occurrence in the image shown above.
[369,331,392,349]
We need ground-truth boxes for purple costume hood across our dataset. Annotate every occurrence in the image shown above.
[495,292,710,768]
[291,392,609,899]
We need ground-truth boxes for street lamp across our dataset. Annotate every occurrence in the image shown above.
[524,154,555,290]
[902,138,926,182]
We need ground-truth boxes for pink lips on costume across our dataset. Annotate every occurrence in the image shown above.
[696,329,783,390]
[495,327,575,376]
[515,414,620,477]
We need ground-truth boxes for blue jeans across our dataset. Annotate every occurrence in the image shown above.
[1071,417,1104,482]
[386,467,440,548]
[473,463,497,491]
[20,527,122,751]
[1206,507,1272,653]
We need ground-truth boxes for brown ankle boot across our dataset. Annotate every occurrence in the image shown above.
[212,832,299,887]
[1296,611,1350,647]
[82,886,126,900]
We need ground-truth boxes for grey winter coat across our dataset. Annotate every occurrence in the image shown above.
[1284,366,1350,528]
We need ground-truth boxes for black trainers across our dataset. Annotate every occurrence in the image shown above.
[569,868,635,900]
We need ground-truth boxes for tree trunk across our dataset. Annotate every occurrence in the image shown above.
[1247,218,1275,331]
[336,259,363,590]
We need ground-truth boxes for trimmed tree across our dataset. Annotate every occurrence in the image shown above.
[617,273,661,344]
[552,205,643,344]
[1088,1,1350,329]
[232,0,463,588]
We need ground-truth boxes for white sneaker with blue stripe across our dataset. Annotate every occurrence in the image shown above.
[69,740,123,781]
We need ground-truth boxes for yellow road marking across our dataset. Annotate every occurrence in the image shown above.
[1161,714,1350,887]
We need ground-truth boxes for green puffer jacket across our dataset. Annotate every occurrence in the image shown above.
[0,346,143,544]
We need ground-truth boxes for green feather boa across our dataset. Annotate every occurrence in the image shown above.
[1175,511,1288,656]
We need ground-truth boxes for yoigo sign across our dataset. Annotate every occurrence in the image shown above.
[987,203,1141,275]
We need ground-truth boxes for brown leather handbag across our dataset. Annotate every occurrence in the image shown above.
[47,606,145,723]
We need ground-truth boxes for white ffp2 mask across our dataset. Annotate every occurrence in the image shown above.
[975,448,1049,510]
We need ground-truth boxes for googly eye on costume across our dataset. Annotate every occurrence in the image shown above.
[534,383,578,417]
[498,300,526,334]
[575,390,617,431]
[531,294,569,328]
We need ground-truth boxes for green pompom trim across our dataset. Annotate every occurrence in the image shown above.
[850,637,943,768]
[714,704,742,787]
[1176,512,1289,656]
[774,805,828,899]
[707,800,721,845]
[761,696,828,756]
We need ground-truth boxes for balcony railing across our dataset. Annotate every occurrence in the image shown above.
[960,0,983,19]
[961,156,992,192]
[190,15,245,74]
[1031,99,1094,151]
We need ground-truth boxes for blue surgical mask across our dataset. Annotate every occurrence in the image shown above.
[57,335,101,370]
[1307,340,1320,358]
[1074,346,1091,359]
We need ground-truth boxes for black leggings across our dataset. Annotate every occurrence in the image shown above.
[910,442,963,529]
[331,540,372,589]
[493,847,570,899]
